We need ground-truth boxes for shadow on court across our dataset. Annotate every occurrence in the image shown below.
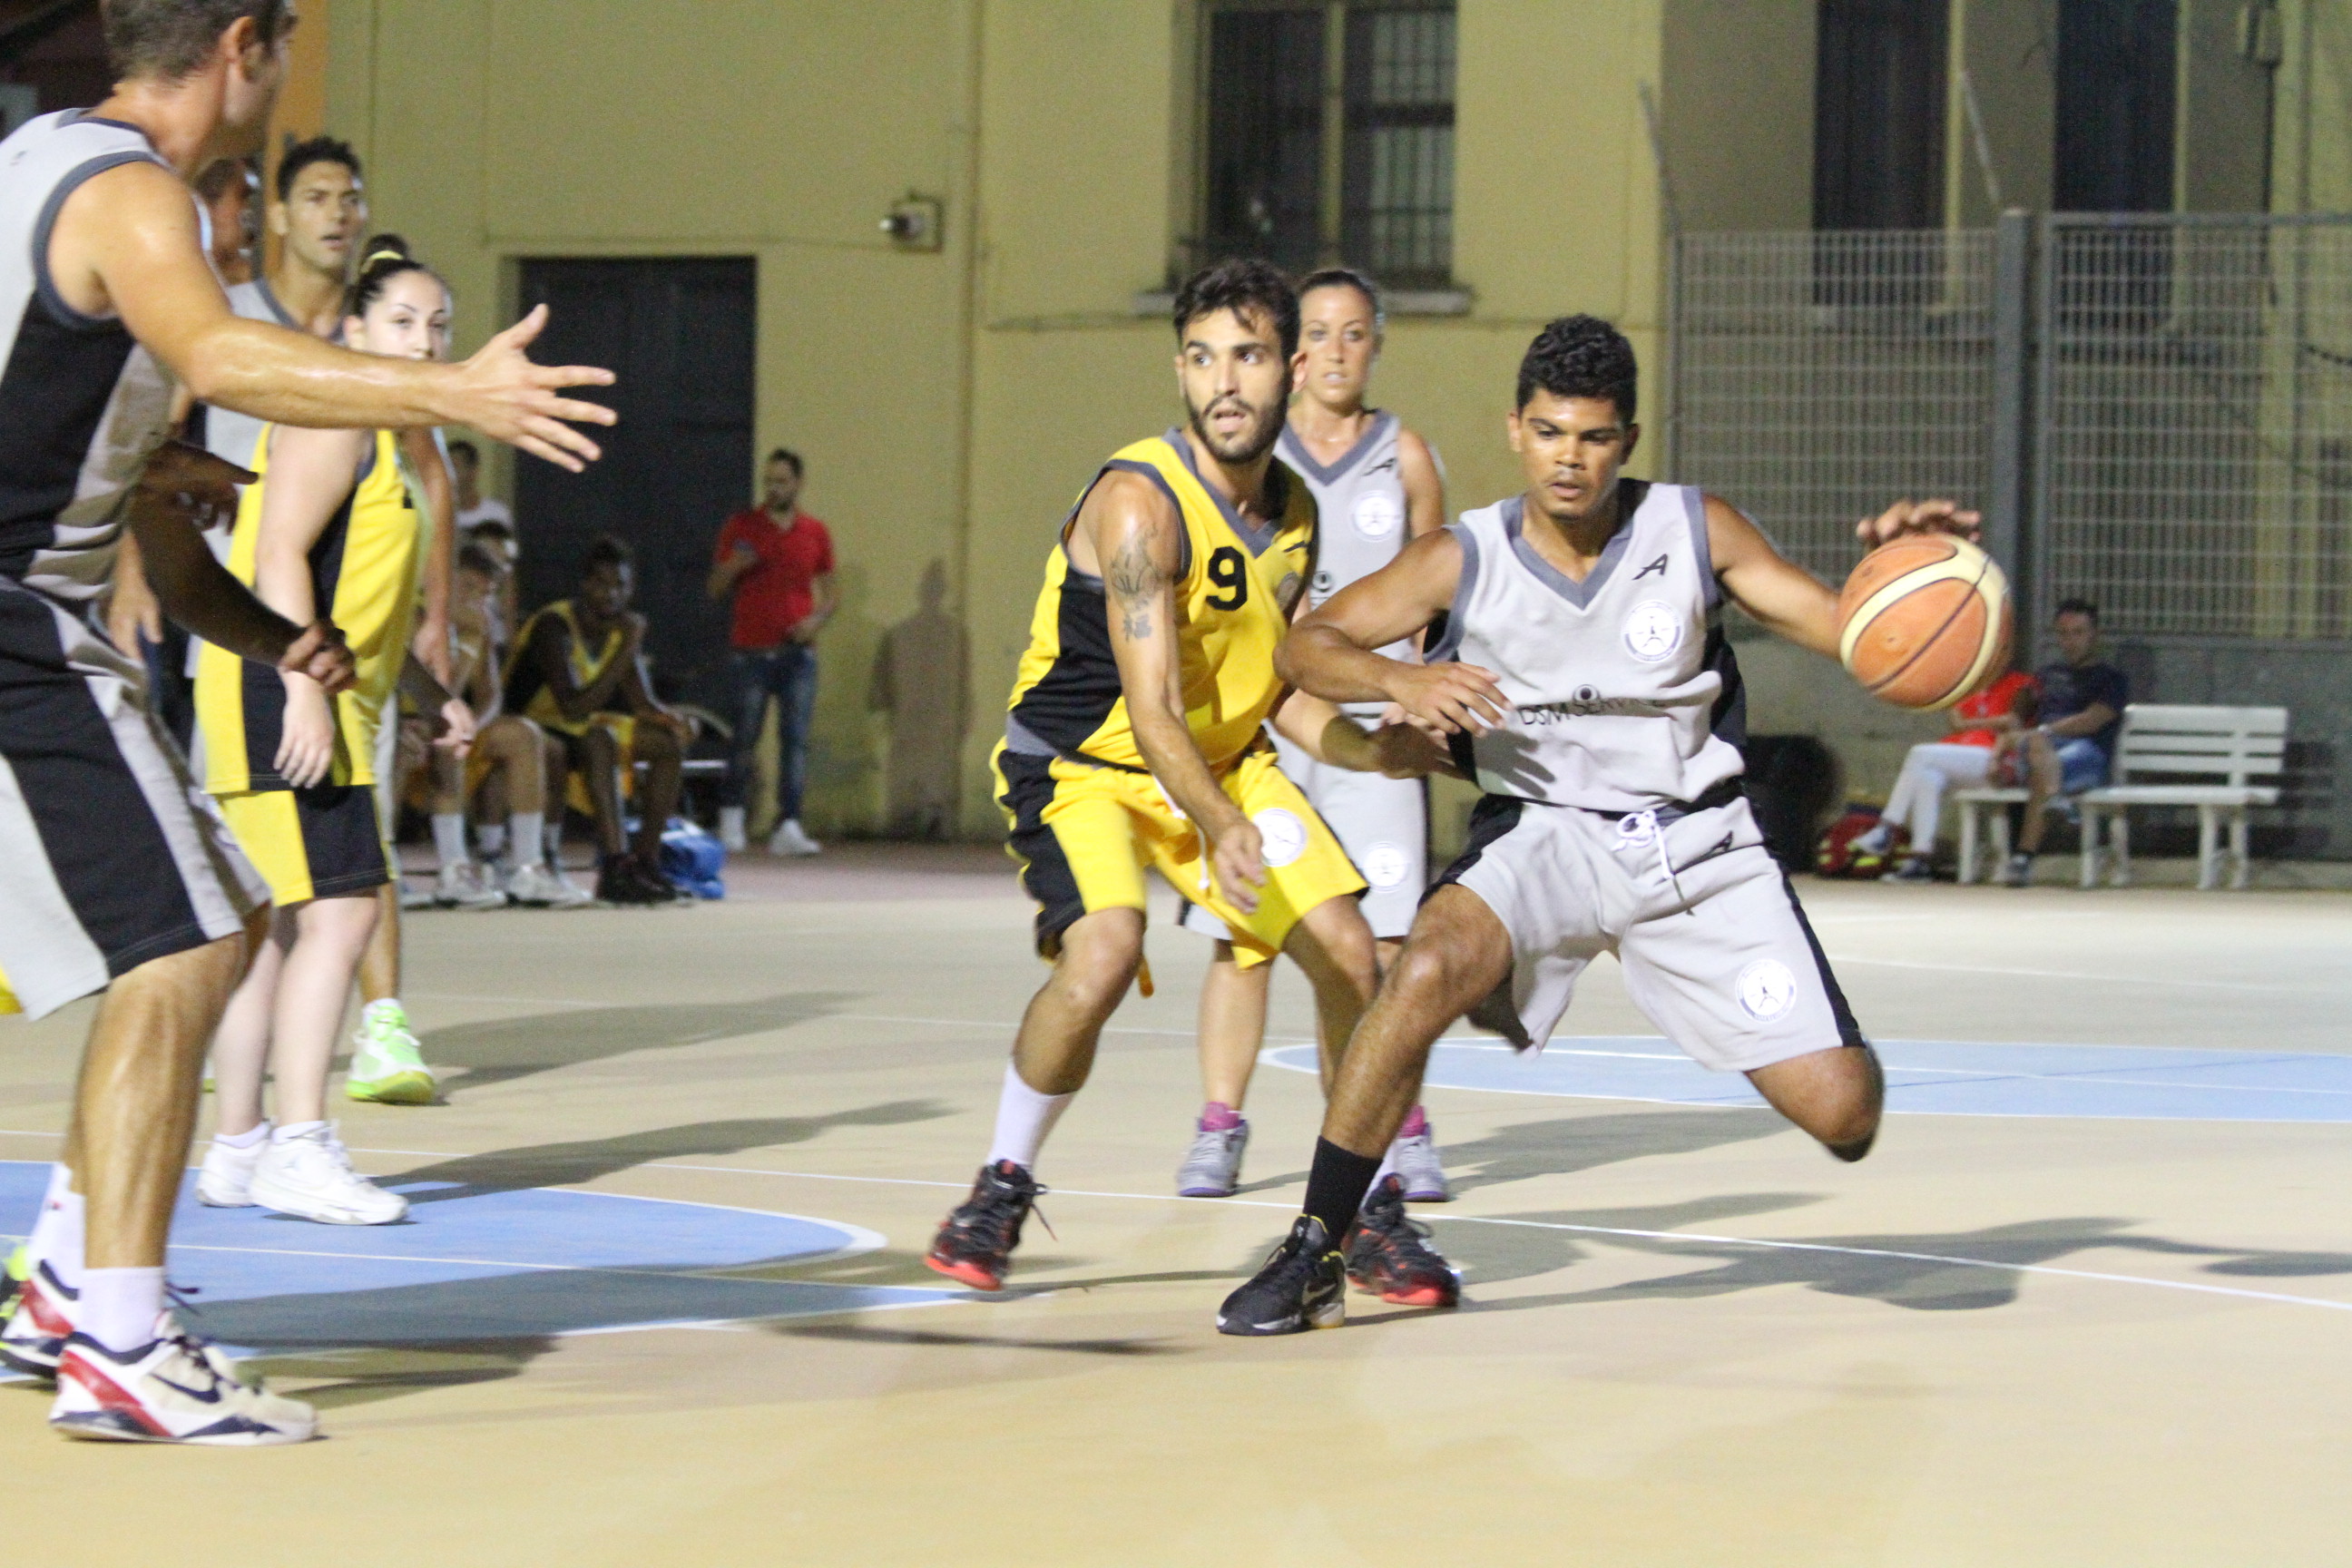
[418,992,856,1093]
[1225,1108,1791,1199]
[1434,1109,1788,1193]
[385,1101,956,1203]
[1438,1207,2352,1313]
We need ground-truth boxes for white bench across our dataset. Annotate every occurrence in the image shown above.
[1951,703,2288,890]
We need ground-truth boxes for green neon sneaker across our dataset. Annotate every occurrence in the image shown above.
[345,1000,437,1106]
[2,1242,28,1325]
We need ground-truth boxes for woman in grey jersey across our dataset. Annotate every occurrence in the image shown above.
[1173,270,1453,1203]
[1218,316,1977,1336]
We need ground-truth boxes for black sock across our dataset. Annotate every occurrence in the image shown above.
[1302,1138,1383,1243]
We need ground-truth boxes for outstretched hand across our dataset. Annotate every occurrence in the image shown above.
[450,305,619,474]
[1857,497,1982,549]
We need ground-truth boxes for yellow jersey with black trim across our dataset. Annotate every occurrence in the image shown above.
[502,599,629,738]
[1004,428,1316,774]
[197,426,424,793]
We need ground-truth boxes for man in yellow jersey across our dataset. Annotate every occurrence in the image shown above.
[924,260,1455,1306]
[505,534,694,905]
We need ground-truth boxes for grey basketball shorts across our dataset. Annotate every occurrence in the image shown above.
[1436,793,1864,1072]
[1179,730,1427,945]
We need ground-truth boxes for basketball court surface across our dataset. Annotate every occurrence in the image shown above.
[3,846,2347,1565]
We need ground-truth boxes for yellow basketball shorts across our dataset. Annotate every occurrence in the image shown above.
[216,785,391,906]
[992,741,1366,967]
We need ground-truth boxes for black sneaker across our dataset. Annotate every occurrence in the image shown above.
[1217,1216,1347,1336]
[1344,1175,1461,1308]
[925,1161,1044,1291]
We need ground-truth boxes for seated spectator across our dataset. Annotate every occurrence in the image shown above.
[1855,665,2039,881]
[1995,597,2130,887]
[504,534,696,906]
[418,544,592,908]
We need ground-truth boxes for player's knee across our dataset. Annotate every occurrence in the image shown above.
[1818,1045,1885,1161]
[1054,918,1142,1016]
[1387,937,1461,1007]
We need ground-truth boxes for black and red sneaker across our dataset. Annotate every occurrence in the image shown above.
[925,1161,1045,1291]
[1344,1175,1461,1308]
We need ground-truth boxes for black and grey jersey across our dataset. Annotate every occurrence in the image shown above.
[0,110,179,605]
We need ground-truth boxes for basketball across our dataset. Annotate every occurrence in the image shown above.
[1837,534,2012,710]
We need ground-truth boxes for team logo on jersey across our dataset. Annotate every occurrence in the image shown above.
[1622,600,1683,663]
[1359,841,1409,889]
[1353,494,1402,541]
[1254,808,1308,867]
[1736,960,1797,1022]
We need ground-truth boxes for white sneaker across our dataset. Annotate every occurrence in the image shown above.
[397,878,436,911]
[435,859,508,910]
[768,818,821,857]
[719,806,748,853]
[249,1124,409,1225]
[504,860,594,908]
[1391,1126,1453,1202]
[196,1130,270,1208]
[51,1324,317,1445]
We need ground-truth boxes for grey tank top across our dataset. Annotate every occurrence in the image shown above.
[1430,482,1746,812]
[1279,412,1412,715]
[0,111,178,604]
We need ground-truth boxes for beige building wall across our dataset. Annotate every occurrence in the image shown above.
[326,0,1693,842]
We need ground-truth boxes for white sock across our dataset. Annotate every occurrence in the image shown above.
[476,822,509,860]
[985,1063,1073,1172]
[273,1120,328,1144]
[431,812,468,867]
[78,1267,164,1354]
[513,812,544,867]
[215,1122,270,1150]
[1855,824,1891,855]
[26,1163,83,1289]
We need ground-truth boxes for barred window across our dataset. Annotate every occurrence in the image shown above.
[1197,2,1456,289]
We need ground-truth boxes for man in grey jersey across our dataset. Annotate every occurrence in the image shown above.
[1173,269,1455,1202]
[1218,315,1975,1336]
[0,0,612,1442]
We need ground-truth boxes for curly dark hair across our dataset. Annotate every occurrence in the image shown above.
[1515,314,1638,421]
[583,534,635,575]
[1171,259,1300,360]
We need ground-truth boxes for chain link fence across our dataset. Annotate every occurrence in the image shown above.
[2038,213,2352,640]
[1671,216,2352,641]
[1670,230,1998,583]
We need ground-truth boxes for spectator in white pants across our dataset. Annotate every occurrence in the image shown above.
[1854,669,2036,880]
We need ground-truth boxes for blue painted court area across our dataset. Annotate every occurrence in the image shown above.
[0,1162,957,1355]
[1265,1039,2352,1122]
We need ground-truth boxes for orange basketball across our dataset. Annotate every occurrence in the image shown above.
[1837,534,2012,710]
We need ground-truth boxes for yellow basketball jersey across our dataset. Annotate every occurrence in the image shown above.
[197,427,422,793]
[1004,429,1316,774]
[503,600,628,738]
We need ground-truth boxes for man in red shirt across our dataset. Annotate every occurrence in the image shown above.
[708,447,838,855]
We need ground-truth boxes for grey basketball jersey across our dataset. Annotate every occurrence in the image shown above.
[1279,412,1413,712]
[199,278,299,474]
[0,111,178,605]
[1431,482,1745,812]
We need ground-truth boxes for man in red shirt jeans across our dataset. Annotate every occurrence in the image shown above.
[708,447,838,855]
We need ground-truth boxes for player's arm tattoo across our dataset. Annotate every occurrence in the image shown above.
[1107,524,1169,642]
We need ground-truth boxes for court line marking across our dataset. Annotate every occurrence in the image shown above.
[1824,956,2351,995]
[5,1139,2347,1315]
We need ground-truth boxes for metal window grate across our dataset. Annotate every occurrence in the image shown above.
[1199,7,1327,274]
[1343,6,1455,285]
[1671,230,1998,583]
[2039,215,2352,640]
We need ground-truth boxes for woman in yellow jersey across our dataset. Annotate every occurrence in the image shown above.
[193,240,475,1227]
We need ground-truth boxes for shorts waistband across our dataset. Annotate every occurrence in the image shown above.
[1514,776,1746,826]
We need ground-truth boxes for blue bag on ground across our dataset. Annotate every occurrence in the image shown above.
[660,817,726,899]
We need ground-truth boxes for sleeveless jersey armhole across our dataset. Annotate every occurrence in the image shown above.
[1425,520,1479,664]
[1683,486,1721,611]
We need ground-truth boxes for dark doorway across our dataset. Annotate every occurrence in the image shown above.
[514,257,756,709]
[2054,0,2177,211]
[1813,0,1946,231]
